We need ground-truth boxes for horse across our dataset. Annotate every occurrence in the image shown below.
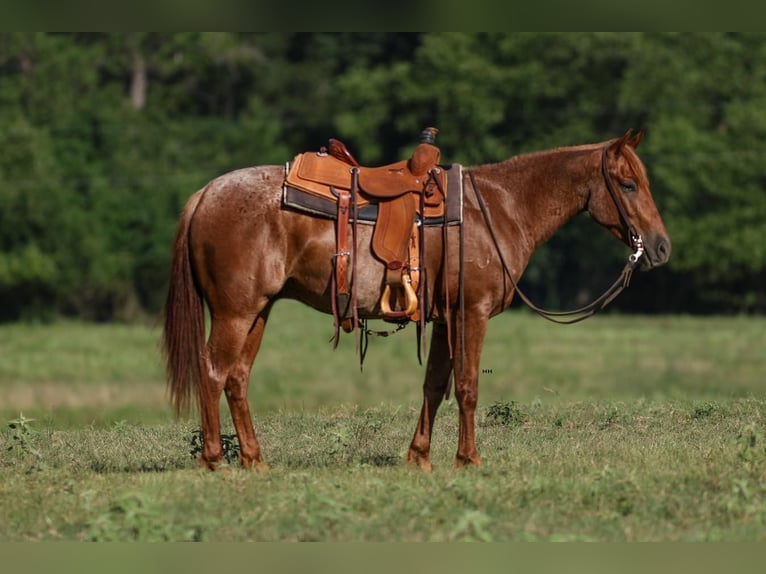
[162,129,671,472]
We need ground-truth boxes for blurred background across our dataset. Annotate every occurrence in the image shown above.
[1,32,765,323]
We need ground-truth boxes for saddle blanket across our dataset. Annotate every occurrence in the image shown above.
[282,163,463,226]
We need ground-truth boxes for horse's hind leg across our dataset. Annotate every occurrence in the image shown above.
[223,306,272,471]
[406,322,454,472]
[199,311,261,470]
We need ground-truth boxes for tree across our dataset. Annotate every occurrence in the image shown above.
[1,33,765,321]
[619,33,766,311]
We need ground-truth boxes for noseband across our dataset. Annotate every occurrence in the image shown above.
[469,146,645,324]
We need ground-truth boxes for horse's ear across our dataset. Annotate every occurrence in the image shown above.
[610,129,633,154]
[628,128,644,149]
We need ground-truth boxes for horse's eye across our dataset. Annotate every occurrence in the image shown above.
[621,180,637,193]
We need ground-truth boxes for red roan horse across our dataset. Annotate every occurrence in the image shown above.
[163,129,670,472]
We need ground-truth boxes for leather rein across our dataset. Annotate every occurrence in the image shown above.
[469,146,645,325]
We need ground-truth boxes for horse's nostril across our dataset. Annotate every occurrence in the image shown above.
[657,239,671,261]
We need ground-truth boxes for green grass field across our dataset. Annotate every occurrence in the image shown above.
[1,302,765,541]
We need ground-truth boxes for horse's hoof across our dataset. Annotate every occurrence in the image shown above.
[243,460,269,473]
[200,463,233,474]
[199,458,227,472]
[453,455,482,469]
[240,454,269,473]
[405,451,433,473]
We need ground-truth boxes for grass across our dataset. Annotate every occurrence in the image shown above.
[1,302,763,426]
[0,303,765,541]
[2,399,765,541]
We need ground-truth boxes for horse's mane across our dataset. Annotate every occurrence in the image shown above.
[469,140,611,172]
[470,138,646,183]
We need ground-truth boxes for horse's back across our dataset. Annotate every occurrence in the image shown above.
[187,166,287,310]
[187,164,338,314]
[193,165,284,217]
[190,165,300,252]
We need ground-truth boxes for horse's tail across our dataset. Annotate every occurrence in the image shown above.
[162,189,206,415]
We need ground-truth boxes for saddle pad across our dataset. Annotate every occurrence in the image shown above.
[283,163,464,226]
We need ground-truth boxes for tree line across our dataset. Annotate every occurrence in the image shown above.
[1,32,764,322]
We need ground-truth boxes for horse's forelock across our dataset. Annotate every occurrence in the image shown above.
[620,143,649,186]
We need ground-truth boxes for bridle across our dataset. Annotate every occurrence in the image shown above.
[469,145,645,325]
[600,145,644,263]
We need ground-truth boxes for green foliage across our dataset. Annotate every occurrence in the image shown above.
[484,400,527,427]
[189,428,241,466]
[1,33,765,319]
[84,491,203,542]
[691,401,720,420]
[4,412,46,473]
[735,423,765,465]
[6,412,40,458]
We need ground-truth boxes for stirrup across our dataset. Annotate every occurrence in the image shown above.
[380,276,418,318]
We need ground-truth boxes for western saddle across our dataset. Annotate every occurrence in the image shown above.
[284,127,448,341]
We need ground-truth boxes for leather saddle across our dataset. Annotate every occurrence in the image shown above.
[284,128,447,328]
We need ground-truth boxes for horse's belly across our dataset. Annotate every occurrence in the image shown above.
[281,215,386,315]
[281,215,457,319]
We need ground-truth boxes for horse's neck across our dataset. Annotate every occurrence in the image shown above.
[471,148,597,254]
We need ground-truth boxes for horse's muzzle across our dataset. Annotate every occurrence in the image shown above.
[643,236,671,269]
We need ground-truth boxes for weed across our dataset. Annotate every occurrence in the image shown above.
[5,412,46,471]
[189,428,241,465]
[586,466,637,517]
[692,402,719,420]
[324,409,387,464]
[450,510,495,542]
[735,423,765,464]
[327,423,352,457]
[6,412,39,456]
[85,492,202,542]
[485,401,527,427]
[597,407,620,430]
[717,477,765,521]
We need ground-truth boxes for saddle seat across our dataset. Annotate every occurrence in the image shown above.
[284,128,447,325]
[328,136,444,205]
[287,131,445,215]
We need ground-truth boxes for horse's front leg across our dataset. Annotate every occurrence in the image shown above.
[453,310,488,468]
[406,322,453,472]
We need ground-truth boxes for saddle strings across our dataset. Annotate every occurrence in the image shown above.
[338,165,466,390]
[429,168,464,398]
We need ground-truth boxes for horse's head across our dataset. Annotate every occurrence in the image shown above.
[587,129,671,269]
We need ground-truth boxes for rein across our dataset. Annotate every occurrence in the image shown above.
[468,147,645,325]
